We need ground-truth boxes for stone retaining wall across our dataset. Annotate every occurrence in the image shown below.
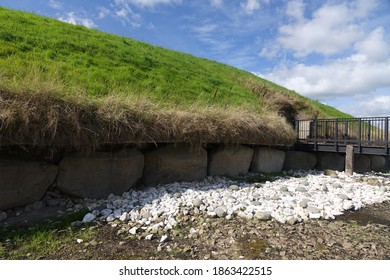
[57,149,144,199]
[143,144,207,186]
[0,145,389,211]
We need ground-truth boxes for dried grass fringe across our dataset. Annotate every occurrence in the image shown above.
[0,90,296,152]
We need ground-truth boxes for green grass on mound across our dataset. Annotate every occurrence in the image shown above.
[0,7,350,150]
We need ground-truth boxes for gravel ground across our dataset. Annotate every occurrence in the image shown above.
[17,201,388,260]
[1,172,389,260]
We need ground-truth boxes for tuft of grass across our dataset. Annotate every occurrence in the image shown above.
[0,209,90,260]
[238,236,272,259]
[0,7,351,151]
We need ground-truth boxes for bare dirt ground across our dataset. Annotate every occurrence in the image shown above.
[2,201,389,260]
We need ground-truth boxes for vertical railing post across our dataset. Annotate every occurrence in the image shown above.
[367,120,371,142]
[314,119,318,151]
[335,119,339,151]
[344,120,348,145]
[385,117,389,155]
[295,120,299,141]
[325,121,328,141]
[358,118,362,153]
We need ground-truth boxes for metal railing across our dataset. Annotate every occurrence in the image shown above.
[294,117,389,155]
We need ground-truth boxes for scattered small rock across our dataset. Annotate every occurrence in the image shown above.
[215,206,227,218]
[71,221,83,228]
[82,213,96,223]
[0,211,7,222]
[299,199,311,208]
[307,206,320,214]
[367,178,380,186]
[160,235,169,243]
[338,194,349,200]
[100,209,113,217]
[255,211,271,221]
[145,234,154,240]
[106,214,115,222]
[119,212,128,222]
[296,186,308,192]
[32,201,45,210]
[332,182,342,189]
[287,217,298,225]
[141,211,152,219]
[173,192,182,199]
[229,185,239,191]
[46,199,61,207]
[129,227,138,235]
[324,169,337,176]
[279,186,289,192]
[183,246,192,253]
[193,198,203,208]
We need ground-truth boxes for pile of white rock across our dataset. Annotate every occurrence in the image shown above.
[81,170,390,235]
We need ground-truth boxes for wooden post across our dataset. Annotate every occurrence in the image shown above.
[345,145,354,175]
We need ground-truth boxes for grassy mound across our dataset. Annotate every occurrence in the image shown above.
[0,7,350,151]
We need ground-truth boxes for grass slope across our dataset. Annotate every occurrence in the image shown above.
[0,7,350,150]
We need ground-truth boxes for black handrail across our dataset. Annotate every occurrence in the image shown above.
[294,117,390,155]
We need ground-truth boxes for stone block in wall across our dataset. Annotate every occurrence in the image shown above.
[208,145,254,177]
[386,156,390,170]
[316,152,345,171]
[0,159,58,210]
[354,155,386,173]
[143,144,207,186]
[355,154,371,172]
[250,147,285,173]
[57,149,144,199]
[371,156,386,171]
[283,151,317,170]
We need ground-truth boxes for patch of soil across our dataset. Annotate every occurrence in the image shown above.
[2,205,69,228]
[336,201,390,227]
[2,202,389,260]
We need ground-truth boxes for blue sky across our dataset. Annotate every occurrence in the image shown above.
[1,0,390,117]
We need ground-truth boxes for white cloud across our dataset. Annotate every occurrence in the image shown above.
[240,0,260,15]
[116,8,127,18]
[278,2,366,57]
[58,12,97,29]
[257,27,390,102]
[285,0,304,21]
[256,0,390,119]
[192,23,233,53]
[354,27,390,62]
[259,45,280,59]
[353,0,379,18]
[48,0,62,10]
[111,1,143,27]
[193,23,218,34]
[272,0,380,57]
[114,0,181,8]
[339,95,390,117]
[98,7,111,19]
[211,0,223,8]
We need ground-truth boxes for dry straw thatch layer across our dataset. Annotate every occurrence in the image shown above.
[0,90,296,151]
